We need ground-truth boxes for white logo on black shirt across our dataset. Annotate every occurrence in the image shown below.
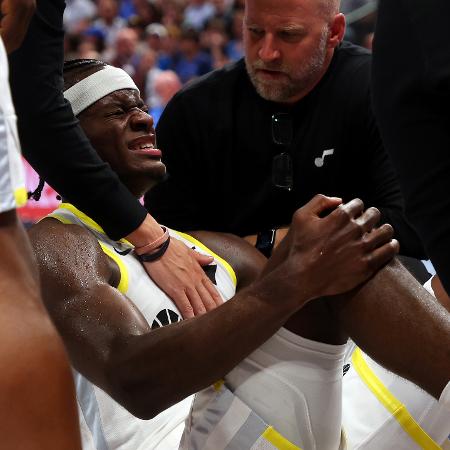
[315,149,335,167]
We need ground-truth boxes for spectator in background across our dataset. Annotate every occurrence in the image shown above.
[151,70,182,125]
[159,1,185,28]
[118,0,136,20]
[146,22,168,53]
[225,6,244,61]
[184,0,216,31]
[144,22,173,70]
[63,0,97,34]
[171,28,212,84]
[135,48,162,104]
[210,0,231,18]
[108,27,142,79]
[91,0,126,47]
[128,0,162,35]
[201,17,230,69]
[80,27,106,57]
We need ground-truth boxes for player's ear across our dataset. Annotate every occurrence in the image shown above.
[328,13,345,49]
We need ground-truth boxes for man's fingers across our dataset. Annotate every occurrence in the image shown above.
[340,198,365,219]
[203,276,223,307]
[365,239,399,273]
[191,248,222,307]
[193,251,214,266]
[196,278,220,311]
[356,207,381,235]
[301,194,342,216]
[184,288,207,316]
[363,223,395,250]
[173,292,195,319]
[327,198,364,227]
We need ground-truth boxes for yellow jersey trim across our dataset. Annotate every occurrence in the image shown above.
[98,242,129,294]
[262,426,302,450]
[176,231,237,287]
[59,203,133,246]
[352,348,442,450]
[213,379,225,392]
[58,204,237,286]
[48,212,128,294]
[14,187,27,207]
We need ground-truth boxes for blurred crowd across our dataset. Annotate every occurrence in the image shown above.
[63,0,375,121]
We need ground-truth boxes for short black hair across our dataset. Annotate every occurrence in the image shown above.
[63,59,108,91]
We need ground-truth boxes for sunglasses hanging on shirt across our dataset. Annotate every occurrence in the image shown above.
[271,113,294,191]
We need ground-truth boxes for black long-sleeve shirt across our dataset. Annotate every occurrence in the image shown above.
[145,43,425,258]
[373,0,450,289]
[9,0,146,240]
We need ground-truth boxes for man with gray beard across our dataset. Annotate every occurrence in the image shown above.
[145,0,425,261]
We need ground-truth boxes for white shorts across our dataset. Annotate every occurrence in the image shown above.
[0,37,26,213]
[343,279,450,449]
[184,327,347,450]
[343,351,450,449]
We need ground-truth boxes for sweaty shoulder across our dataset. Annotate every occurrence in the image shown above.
[28,217,111,287]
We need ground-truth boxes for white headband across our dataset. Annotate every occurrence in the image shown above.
[63,65,140,116]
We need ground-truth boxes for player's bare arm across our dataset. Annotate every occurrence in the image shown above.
[29,194,397,419]
[0,210,81,449]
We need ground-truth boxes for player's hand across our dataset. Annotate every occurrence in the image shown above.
[0,0,35,54]
[142,237,223,318]
[264,195,399,306]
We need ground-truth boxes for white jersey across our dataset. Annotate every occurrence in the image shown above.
[49,203,236,450]
[0,37,26,213]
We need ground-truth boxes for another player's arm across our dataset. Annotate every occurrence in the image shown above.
[29,196,398,420]
[0,0,35,54]
[0,211,81,449]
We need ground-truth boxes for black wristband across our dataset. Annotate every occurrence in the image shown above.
[137,235,171,262]
[255,229,276,258]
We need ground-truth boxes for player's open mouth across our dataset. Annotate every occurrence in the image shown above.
[128,137,162,158]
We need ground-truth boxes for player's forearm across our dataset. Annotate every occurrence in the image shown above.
[125,213,167,246]
[0,217,81,449]
[0,312,81,449]
[107,275,304,419]
[0,0,36,54]
[0,211,39,286]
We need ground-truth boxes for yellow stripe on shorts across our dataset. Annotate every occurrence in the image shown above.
[352,347,442,450]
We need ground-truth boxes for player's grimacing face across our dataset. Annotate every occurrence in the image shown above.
[78,89,166,197]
